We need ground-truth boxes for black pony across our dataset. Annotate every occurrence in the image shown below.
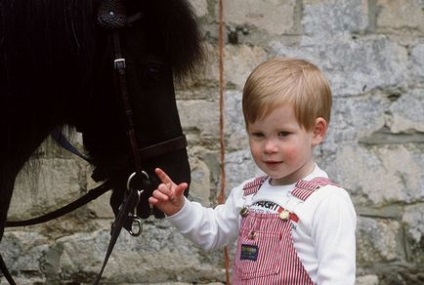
[0,0,203,281]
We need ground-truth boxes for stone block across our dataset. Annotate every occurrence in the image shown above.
[189,0,208,17]
[376,0,424,31]
[403,204,424,264]
[330,145,424,205]
[178,100,220,145]
[389,89,424,133]
[410,43,424,81]
[223,45,268,88]
[357,217,401,264]
[223,0,296,35]
[355,274,379,285]
[303,0,369,36]
[10,157,83,220]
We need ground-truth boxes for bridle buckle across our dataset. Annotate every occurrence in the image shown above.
[114,58,126,70]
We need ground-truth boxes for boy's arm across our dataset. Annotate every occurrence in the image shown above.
[312,187,357,285]
[165,183,245,251]
[150,168,244,251]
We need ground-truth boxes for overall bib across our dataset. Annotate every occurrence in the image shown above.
[232,177,332,285]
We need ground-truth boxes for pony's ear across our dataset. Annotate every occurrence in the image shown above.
[311,117,328,146]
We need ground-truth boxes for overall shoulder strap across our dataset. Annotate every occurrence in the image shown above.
[242,176,268,196]
[292,177,333,201]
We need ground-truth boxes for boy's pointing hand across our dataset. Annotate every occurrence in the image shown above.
[148,168,187,216]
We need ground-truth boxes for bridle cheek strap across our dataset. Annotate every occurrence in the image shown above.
[112,32,144,176]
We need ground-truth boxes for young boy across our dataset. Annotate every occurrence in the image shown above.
[149,57,357,284]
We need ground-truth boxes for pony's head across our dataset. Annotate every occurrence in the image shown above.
[78,0,204,219]
[0,0,204,224]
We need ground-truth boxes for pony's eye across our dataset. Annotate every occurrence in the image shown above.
[143,64,162,83]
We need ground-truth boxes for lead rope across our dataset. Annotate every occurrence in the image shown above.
[217,0,231,284]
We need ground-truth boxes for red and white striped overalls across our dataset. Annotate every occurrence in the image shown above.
[232,176,332,285]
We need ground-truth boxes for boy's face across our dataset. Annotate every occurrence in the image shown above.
[247,104,325,185]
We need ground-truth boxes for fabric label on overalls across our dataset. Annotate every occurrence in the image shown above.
[240,244,259,261]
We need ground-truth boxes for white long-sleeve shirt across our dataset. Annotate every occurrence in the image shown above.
[167,165,357,284]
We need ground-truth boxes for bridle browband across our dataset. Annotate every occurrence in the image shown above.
[1,0,188,284]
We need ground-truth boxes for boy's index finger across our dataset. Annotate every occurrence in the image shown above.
[155,168,172,184]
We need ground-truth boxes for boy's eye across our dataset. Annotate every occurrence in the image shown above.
[251,132,264,137]
[278,132,290,137]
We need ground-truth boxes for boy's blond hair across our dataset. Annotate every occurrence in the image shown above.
[242,57,332,130]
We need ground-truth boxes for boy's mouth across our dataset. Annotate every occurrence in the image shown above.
[264,160,282,166]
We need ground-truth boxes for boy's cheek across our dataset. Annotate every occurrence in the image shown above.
[282,146,303,160]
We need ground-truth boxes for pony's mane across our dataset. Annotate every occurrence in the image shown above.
[139,0,204,79]
[0,0,98,103]
[0,0,204,87]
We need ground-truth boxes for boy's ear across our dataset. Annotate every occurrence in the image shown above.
[312,117,328,145]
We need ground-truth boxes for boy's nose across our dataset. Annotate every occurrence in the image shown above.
[263,139,278,153]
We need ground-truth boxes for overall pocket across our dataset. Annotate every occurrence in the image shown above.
[234,214,284,280]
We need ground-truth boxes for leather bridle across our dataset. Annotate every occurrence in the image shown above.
[1,0,188,284]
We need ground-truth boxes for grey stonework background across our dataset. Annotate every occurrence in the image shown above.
[2,0,424,284]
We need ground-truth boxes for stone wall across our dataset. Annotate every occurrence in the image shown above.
[2,0,424,284]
